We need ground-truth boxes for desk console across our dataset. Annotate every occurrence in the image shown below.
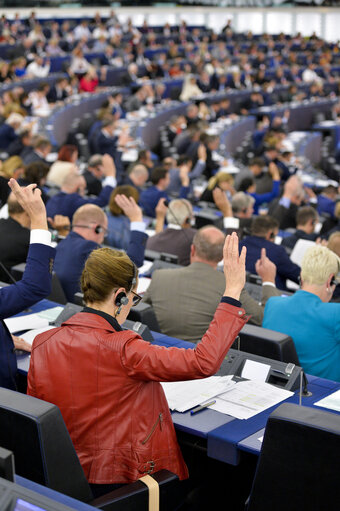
[217,349,303,391]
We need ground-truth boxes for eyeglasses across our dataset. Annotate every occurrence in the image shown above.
[131,291,142,307]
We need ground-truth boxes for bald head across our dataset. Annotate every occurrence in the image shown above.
[191,226,225,266]
[73,204,106,226]
[129,164,149,187]
[61,173,85,193]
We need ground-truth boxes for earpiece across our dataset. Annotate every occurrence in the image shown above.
[115,292,129,307]
[94,225,103,234]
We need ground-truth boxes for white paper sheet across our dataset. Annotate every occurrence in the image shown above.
[210,380,294,420]
[241,359,271,382]
[4,314,50,334]
[20,326,57,346]
[314,389,340,413]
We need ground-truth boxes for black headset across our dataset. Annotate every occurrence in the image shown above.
[114,263,138,307]
[72,224,105,234]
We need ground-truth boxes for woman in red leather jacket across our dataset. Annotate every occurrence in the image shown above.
[27,232,248,495]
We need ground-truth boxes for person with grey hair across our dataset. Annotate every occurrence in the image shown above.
[83,154,117,196]
[122,163,149,193]
[263,244,340,381]
[143,225,280,342]
[146,198,196,266]
[231,192,255,218]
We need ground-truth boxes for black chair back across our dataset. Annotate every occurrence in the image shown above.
[247,403,340,511]
[0,388,93,503]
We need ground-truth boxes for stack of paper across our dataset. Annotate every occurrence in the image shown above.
[161,375,294,420]
[161,376,235,412]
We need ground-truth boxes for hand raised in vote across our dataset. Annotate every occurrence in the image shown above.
[223,231,246,301]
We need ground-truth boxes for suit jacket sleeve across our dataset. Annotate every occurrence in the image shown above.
[126,230,148,268]
[240,288,264,326]
[0,243,56,320]
[261,284,282,306]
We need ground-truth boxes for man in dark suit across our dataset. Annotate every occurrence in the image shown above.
[46,156,116,222]
[240,215,300,290]
[0,193,30,282]
[281,206,318,252]
[54,200,147,302]
[46,77,70,104]
[22,136,52,167]
[0,178,55,390]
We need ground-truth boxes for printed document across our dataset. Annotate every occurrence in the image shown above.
[210,380,293,419]
[161,376,235,412]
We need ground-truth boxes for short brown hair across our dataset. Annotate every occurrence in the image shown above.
[296,206,317,226]
[251,215,279,237]
[109,185,139,216]
[81,247,137,304]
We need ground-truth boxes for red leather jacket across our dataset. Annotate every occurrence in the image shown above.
[27,302,248,484]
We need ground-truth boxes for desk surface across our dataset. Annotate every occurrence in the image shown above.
[15,299,340,467]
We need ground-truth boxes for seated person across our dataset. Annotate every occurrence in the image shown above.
[146,198,196,266]
[200,171,235,204]
[0,192,30,282]
[144,225,280,342]
[139,167,189,218]
[46,144,78,188]
[27,232,248,494]
[46,159,116,222]
[263,245,340,381]
[54,200,147,302]
[0,156,25,207]
[106,185,142,251]
[121,164,149,194]
[240,215,300,290]
[281,206,319,252]
[238,162,281,215]
[268,175,309,230]
[317,185,339,219]
[0,178,55,390]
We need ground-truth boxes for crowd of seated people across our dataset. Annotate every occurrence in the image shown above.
[0,11,340,508]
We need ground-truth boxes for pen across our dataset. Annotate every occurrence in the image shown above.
[190,400,216,415]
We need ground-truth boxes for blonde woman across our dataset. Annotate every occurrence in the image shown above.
[263,245,340,381]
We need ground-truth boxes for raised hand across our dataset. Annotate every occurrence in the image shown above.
[255,248,276,284]
[114,194,143,222]
[223,231,246,301]
[8,178,47,230]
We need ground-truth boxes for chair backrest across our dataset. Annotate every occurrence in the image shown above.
[247,403,340,511]
[233,323,300,366]
[11,264,68,305]
[0,388,93,503]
